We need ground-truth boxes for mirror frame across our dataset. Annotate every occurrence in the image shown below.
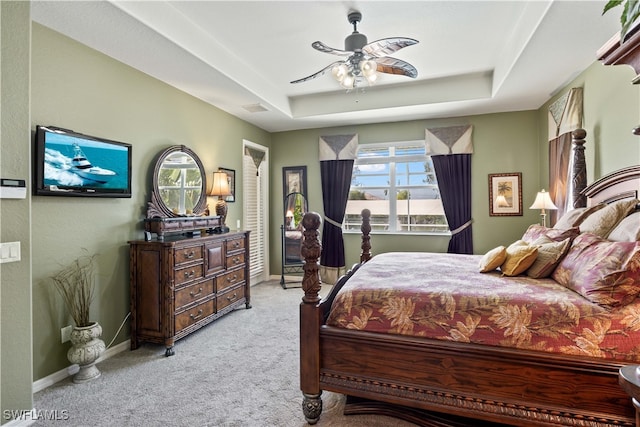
[147,145,208,218]
[282,191,308,264]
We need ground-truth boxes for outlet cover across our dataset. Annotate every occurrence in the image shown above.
[61,325,72,343]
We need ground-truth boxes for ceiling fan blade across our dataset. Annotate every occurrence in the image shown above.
[290,61,344,84]
[374,56,418,78]
[312,41,352,56]
[362,37,418,57]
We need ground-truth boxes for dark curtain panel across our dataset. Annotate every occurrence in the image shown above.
[549,133,572,225]
[319,159,354,275]
[431,154,473,254]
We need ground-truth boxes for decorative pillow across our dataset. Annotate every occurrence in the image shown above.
[579,198,639,238]
[500,240,538,277]
[521,224,579,244]
[553,204,606,230]
[526,236,571,279]
[552,233,640,307]
[608,212,640,242]
[479,246,507,273]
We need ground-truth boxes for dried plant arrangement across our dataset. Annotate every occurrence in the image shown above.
[51,254,97,328]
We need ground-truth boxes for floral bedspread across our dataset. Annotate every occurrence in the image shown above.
[326,252,640,362]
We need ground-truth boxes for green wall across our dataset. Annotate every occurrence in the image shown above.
[1,2,33,423]
[29,24,270,381]
[270,59,640,274]
[537,61,640,184]
[270,111,542,270]
[1,3,639,419]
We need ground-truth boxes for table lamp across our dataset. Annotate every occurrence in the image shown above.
[210,171,231,233]
[529,189,557,227]
[286,210,294,229]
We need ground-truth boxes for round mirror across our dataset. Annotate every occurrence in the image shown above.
[147,145,208,218]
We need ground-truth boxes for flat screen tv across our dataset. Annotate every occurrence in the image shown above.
[34,125,132,198]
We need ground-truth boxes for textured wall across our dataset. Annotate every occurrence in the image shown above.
[270,110,542,270]
[537,61,640,185]
[30,23,270,381]
[1,1,33,423]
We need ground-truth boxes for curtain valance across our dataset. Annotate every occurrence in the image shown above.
[319,134,358,161]
[244,146,265,176]
[425,125,473,155]
[548,87,583,141]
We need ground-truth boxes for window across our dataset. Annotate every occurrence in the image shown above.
[345,140,449,234]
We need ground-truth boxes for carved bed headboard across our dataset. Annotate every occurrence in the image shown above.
[582,165,640,206]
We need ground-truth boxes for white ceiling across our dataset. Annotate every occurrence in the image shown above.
[31,1,621,133]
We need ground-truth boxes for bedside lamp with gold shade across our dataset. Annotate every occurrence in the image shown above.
[210,170,231,233]
[529,189,557,227]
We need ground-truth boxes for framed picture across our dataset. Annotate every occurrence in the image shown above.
[219,167,235,203]
[489,172,522,216]
[282,166,307,197]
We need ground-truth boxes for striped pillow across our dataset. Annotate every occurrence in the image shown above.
[526,236,571,279]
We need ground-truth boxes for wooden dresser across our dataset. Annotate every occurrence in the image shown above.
[129,231,251,356]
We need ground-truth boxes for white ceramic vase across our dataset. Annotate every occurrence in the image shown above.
[67,322,106,383]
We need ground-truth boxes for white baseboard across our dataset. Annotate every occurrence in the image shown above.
[1,409,36,427]
[32,340,130,394]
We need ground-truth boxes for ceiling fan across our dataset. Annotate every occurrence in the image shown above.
[291,10,419,89]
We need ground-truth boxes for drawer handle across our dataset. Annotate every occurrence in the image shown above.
[189,287,203,298]
[184,270,196,279]
[226,274,238,283]
[233,241,240,248]
[190,309,203,321]
[184,250,195,259]
[227,293,238,302]
[232,256,241,265]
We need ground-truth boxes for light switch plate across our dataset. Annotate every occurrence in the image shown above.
[0,241,21,263]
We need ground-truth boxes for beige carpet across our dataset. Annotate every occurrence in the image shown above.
[33,280,416,426]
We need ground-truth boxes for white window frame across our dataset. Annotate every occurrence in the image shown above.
[345,140,449,235]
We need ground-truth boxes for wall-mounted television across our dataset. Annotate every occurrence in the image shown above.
[34,125,132,198]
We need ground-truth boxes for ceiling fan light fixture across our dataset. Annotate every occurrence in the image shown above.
[341,73,355,89]
[365,72,378,85]
[361,60,378,84]
[332,63,348,82]
[290,10,418,89]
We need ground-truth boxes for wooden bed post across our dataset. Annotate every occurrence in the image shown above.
[300,212,323,424]
[360,208,371,263]
[571,128,587,209]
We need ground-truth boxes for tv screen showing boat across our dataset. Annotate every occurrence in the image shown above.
[34,125,132,198]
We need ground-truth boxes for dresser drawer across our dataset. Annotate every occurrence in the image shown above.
[217,286,245,312]
[174,279,214,309]
[175,263,204,286]
[217,268,245,292]
[175,245,203,265]
[226,252,245,269]
[130,230,250,355]
[227,237,245,252]
[175,300,215,333]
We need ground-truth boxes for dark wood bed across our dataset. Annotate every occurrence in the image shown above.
[299,156,640,424]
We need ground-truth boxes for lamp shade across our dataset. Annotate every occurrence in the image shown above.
[210,171,231,197]
[529,189,557,210]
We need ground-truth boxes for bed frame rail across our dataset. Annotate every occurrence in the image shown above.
[298,163,640,426]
